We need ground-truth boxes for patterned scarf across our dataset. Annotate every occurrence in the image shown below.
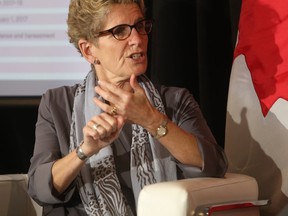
[69,71,177,216]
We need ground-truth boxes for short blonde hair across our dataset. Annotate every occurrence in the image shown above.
[67,0,146,54]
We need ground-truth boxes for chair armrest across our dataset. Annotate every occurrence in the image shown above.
[0,174,43,216]
[137,173,259,216]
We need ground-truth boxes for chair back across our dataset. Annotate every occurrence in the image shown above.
[0,174,42,216]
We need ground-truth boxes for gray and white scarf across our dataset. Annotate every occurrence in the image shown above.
[69,71,177,216]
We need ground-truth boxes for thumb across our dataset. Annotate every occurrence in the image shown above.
[130,74,140,92]
[116,115,125,130]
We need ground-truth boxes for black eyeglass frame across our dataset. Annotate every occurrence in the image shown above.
[94,19,154,41]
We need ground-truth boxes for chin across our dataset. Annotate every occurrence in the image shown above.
[134,65,147,76]
[134,70,146,76]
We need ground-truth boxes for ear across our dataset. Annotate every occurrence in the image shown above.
[78,39,95,64]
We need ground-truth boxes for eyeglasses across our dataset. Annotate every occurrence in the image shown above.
[95,19,153,41]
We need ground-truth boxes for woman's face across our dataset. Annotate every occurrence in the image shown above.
[93,3,149,83]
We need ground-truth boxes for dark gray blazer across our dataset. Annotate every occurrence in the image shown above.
[28,83,228,216]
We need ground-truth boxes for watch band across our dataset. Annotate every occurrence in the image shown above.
[76,141,88,161]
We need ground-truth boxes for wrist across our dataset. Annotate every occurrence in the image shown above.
[153,114,168,139]
[76,141,89,161]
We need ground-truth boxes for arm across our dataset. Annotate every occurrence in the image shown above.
[144,110,203,167]
[94,75,227,177]
[28,86,125,203]
[28,87,78,204]
[161,86,228,177]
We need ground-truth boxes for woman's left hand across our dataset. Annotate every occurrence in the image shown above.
[93,74,158,128]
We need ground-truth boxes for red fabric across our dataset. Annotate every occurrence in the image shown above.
[234,0,288,117]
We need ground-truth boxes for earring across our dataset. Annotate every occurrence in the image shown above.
[93,59,100,64]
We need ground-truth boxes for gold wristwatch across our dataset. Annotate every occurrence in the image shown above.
[154,116,168,139]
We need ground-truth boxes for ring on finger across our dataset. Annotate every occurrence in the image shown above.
[109,106,117,116]
[92,123,100,131]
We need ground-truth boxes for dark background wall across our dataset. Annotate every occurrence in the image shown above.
[0,99,39,174]
[0,0,241,174]
[148,0,242,147]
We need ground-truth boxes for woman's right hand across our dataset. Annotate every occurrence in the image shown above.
[81,112,125,157]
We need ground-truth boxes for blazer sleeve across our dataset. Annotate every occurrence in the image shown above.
[28,86,77,205]
[161,86,228,178]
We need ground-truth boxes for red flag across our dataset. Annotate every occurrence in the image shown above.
[234,0,288,117]
[225,0,288,215]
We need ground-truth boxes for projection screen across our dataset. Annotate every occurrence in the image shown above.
[0,0,90,97]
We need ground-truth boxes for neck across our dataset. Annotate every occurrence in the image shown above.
[116,79,134,92]
[95,71,134,92]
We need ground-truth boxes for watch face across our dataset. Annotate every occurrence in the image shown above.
[157,126,167,136]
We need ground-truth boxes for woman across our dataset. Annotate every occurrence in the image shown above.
[28,0,228,215]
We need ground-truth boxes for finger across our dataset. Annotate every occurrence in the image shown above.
[116,115,125,129]
[97,80,120,93]
[100,116,125,143]
[86,121,104,139]
[93,97,120,116]
[100,113,118,132]
[95,84,121,107]
[90,113,118,136]
[129,74,140,92]
[109,105,117,116]
[83,123,101,140]
[93,97,111,112]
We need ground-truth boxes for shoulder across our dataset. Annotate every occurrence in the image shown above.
[159,85,198,106]
[158,85,202,123]
[43,84,78,99]
[160,85,191,95]
[39,84,79,112]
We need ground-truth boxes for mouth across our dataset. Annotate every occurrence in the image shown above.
[129,52,144,59]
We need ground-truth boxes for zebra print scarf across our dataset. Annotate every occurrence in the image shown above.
[69,71,176,216]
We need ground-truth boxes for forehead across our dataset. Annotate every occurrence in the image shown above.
[104,3,144,28]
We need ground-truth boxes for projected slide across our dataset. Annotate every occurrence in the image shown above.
[0,0,90,96]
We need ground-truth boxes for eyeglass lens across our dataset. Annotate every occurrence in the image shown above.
[112,20,152,40]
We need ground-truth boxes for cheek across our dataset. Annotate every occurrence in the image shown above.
[100,47,122,65]
[109,44,125,60]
